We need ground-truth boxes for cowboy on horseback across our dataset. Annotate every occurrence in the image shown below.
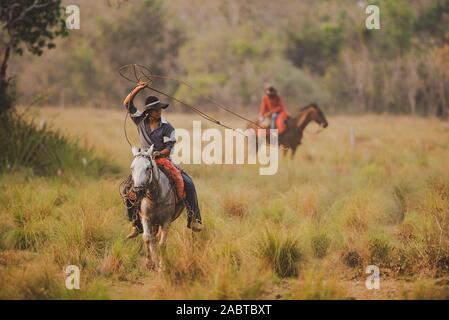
[258,86,289,135]
[122,81,203,239]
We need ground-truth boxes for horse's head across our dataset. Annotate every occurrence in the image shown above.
[295,103,329,129]
[308,103,328,128]
[130,145,156,192]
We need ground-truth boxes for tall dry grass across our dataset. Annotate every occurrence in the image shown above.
[1,107,449,299]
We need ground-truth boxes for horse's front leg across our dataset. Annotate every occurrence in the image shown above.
[141,214,158,270]
[290,145,298,159]
[148,225,159,270]
[157,226,170,271]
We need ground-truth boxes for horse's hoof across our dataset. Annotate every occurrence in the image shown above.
[145,259,156,270]
[146,263,156,271]
[157,264,164,273]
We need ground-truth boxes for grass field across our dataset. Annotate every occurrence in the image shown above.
[1,107,449,299]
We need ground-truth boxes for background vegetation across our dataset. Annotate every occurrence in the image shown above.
[5,0,449,116]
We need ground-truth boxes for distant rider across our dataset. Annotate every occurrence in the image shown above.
[258,86,288,134]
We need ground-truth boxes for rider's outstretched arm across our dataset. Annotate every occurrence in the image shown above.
[123,82,147,114]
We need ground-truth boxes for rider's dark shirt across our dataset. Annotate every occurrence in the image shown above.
[125,102,176,154]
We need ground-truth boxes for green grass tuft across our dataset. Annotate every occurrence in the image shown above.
[257,230,303,278]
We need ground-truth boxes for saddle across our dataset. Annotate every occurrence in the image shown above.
[258,117,271,129]
[156,164,186,222]
[257,114,289,136]
[156,164,184,203]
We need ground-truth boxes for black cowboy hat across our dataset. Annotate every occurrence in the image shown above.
[144,96,169,111]
[265,86,277,96]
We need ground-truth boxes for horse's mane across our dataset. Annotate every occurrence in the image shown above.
[299,102,318,112]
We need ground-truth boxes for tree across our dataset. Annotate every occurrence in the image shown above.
[415,0,449,46]
[286,23,344,75]
[0,0,67,112]
[93,0,185,106]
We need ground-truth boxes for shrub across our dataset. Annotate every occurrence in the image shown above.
[343,250,363,268]
[3,208,48,251]
[0,111,117,176]
[368,235,392,267]
[311,233,331,259]
[257,230,303,278]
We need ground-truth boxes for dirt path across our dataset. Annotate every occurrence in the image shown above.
[106,274,449,300]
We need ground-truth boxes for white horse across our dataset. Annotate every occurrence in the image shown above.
[130,145,184,270]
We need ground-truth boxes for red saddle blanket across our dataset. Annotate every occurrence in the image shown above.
[155,157,185,199]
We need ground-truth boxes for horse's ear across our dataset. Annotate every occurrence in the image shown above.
[145,145,154,157]
[131,146,139,156]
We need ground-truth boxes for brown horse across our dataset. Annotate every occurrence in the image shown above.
[246,103,328,158]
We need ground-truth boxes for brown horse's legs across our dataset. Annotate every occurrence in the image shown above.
[291,146,298,159]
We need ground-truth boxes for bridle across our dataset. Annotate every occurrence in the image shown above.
[119,152,170,219]
[132,154,160,199]
[131,153,176,206]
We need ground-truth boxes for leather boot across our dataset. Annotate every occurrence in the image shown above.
[126,219,143,239]
[191,220,203,232]
[185,200,203,232]
[126,226,140,239]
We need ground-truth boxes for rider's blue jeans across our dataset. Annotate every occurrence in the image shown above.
[271,112,279,129]
[181,171,202,225]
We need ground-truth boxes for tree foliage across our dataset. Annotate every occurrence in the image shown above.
[0,0,67,112]
[8,0,449,117]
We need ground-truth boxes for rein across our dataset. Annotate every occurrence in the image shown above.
[138,155,160,197]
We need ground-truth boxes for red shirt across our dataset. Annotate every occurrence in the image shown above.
[259,95,287,116]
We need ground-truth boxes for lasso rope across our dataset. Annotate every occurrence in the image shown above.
[118,64,295,152]
[118,64,262,133]
[123,111,132,147]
